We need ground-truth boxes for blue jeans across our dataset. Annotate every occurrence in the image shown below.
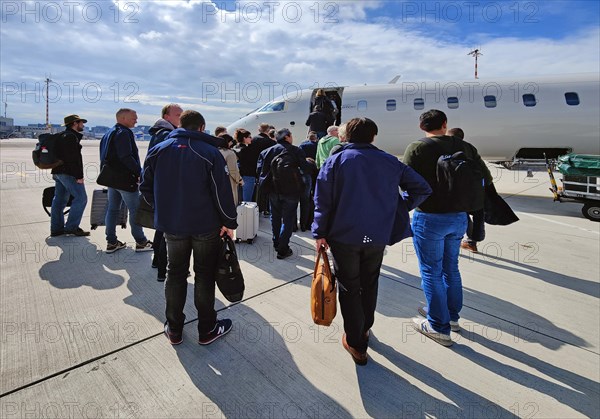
[164,231,221,335]
[412,211,468,335]
[105,188,147,244]
[50,174,88,234]
[269,193,299,254]
[241,176,256,202]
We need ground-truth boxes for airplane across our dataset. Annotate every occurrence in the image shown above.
[226,73,600,166]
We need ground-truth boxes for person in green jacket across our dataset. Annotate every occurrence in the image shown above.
[315,125,339,168]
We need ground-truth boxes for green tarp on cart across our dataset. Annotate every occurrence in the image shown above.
[557,154,600,177]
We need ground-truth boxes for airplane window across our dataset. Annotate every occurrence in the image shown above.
[565,92,580,106]
[414,98,424,110]
[358,100,368,111]
[523,94,537,107]
[386,100,396,111]
[258,101,285,112]
[447,97,459,109]
[484,95,497,108]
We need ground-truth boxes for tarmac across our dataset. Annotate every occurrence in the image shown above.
[0,139,598,418]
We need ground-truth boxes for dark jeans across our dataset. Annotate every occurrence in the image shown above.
[466,209,485,244]
[153,230,167,278]
[269,193,299,254]
[329,241,386,353]
[164,231,221,336]
[299,174,314,230]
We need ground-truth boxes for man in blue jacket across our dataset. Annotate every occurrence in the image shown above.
[312,117,431,365]
[257,128,307,259]
[146,103,182,280]
[140,110,238,346]
[99,108,152,253]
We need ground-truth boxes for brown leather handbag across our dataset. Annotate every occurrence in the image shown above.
[311,246,337,326]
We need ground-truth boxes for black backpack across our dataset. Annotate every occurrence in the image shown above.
[32,132,65,169]
[420,137,485,212]
[270,149,304,195]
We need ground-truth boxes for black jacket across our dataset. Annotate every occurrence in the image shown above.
[51,128,84,179]
[256,140,308,193]
[305,110,331,133]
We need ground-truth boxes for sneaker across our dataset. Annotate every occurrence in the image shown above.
[460,240,478,253]
[198,319,232,345]
[342,333,368,366]
[412,318,453,347]
[50,231,65,237]
[450,321,461,333]
[164,323,183,345]
[276,248,293,260]
[418,307,460,333]
[65,228,90,237]
[135,240,153,252]
[106,240,126,254]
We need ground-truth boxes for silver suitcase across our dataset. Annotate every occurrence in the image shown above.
[234,202,259,244]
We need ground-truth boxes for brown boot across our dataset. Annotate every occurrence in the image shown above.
[342,333,368,366]
[460,240,478,253]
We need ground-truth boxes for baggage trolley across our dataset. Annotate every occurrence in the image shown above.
[546,154,600,221]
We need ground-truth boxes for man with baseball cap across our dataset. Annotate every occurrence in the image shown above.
[50,114,90,237]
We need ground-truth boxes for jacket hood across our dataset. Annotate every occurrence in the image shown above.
[149,118,176,135]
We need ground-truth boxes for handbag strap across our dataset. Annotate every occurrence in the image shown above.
[222,235,238,258]
[313,245,329,276]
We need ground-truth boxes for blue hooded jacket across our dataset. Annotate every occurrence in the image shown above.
[140,128,238,235]
[312,143,431,246]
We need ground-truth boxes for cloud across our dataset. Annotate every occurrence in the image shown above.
[0,0,598,129]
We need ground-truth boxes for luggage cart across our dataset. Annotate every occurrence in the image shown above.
[546,154,600,221]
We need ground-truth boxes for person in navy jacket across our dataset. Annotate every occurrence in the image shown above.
[140,110,238,346]
[312,117,431,365]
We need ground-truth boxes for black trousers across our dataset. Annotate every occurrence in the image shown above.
[152,230,168,278]
[466,209,485,244]
[329,241,386,353]
[164,231,221,336]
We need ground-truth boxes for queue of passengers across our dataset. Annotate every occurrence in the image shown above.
[48,105,496,364]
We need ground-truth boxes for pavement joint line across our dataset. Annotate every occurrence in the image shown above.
[0,272,312,399]
[379,273,600,357]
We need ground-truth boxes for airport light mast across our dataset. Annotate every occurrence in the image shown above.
[45,76,52,130]
[468,49,482,79]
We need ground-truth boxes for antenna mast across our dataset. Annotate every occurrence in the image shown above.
[468,49,483,79]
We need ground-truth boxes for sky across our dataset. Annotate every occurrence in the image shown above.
[1,0,599,129]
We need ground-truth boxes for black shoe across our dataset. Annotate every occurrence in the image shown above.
[198,319,232,345]
[276,248,293,259]
[164,323,183,345]
[65,228,90,237]
[151,257,158,269]
[50,231,65,237]
[157,275,166,282]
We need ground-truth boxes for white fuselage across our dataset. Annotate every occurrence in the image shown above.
[227,74,600,160]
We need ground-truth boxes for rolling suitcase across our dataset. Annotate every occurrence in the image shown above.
[90,188,128,230]
[234,202,259,244]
